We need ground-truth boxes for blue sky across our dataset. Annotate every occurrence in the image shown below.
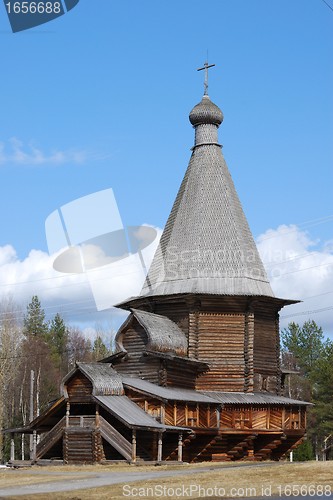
[0,0,332,337]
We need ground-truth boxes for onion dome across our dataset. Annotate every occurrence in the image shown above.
[189,95,223,127]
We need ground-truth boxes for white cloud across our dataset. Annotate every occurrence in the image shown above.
[257,225,333,336]
[0,137,87,166]
[0,225,162,331]
[0,224,331,338]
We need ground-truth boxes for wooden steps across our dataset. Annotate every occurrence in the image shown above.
[164,433,195,461]
[99,417,132,461]
[254,436,284,460]
[36,417,66,460]
[64,429,94,464]
[271,435,304,460]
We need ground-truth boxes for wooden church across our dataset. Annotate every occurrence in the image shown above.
[7,69,308,464]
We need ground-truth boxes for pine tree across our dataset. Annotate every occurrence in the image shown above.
[281,320,324,375]
[311,340,333,448]
[92,335,109,361]
[48,313,68,359]
[293,439,315,461]
[23,295,48,338]
[21,296,57,424]
[281,320,332,460]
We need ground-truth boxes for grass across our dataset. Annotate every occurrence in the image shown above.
[2,461,333,499]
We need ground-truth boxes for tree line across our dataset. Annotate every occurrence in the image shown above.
[281,320,333,461]
[0,295,112,461]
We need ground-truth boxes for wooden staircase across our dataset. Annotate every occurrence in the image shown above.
[226,435,257,461]
[271,435,304,460]
[64,428,94,464]
[36,417,66,460]
[192,435,226,462]
[99,417,132,461]
[186,434,222,463]
[164,433,196,461]
[254,435,286,461]
[37,415,135,463]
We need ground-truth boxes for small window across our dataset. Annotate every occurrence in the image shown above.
[148,406,161,422]
[188,408,198,426]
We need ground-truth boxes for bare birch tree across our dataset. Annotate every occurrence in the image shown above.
[0,297,22,461]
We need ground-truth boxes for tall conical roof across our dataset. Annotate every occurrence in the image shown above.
[141,93,274,298]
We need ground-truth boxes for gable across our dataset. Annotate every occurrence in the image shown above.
[66,371,93,402]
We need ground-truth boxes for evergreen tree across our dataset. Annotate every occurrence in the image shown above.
[48,313,68,359]
[92,335,109,361]
[23,295,48,338]
[21,296,58,425]
[311,340,333,446]
[281,320,332,460]
[293,439,315,461]
[281,320,324,375]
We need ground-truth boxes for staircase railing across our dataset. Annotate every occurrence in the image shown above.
[36,416,66,459]
[99,416,132,461]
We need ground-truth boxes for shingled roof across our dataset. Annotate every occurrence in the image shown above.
[131,309,187,356]
[140,94,274,298]
[114,308,188,357]
[62,362,124,396]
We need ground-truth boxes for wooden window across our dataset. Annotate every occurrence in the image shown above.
[186,405,198,426]
[234,409,251,429]
[188,409,197,426]
[291,411,300,429]
[261,376,268,391]
[148,405,161,422]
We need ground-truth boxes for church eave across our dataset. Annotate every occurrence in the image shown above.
[144,350,210,372]
[116,292,299,313]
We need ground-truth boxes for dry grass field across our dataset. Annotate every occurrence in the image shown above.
[0,461,332,499]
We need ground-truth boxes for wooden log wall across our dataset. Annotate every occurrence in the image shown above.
[67,372,93,402]
[163,402,218,429]
[195,313,246,391]
[129,296,285,395]
[115,322,160,383]
[219,405,306,431]
[253,311,279,393]
[244,310,254,392]
[165,361,197,389]
[275,314,282,395]
[188,303,199,359]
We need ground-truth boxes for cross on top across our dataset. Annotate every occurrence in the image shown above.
[197,61,215,95]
